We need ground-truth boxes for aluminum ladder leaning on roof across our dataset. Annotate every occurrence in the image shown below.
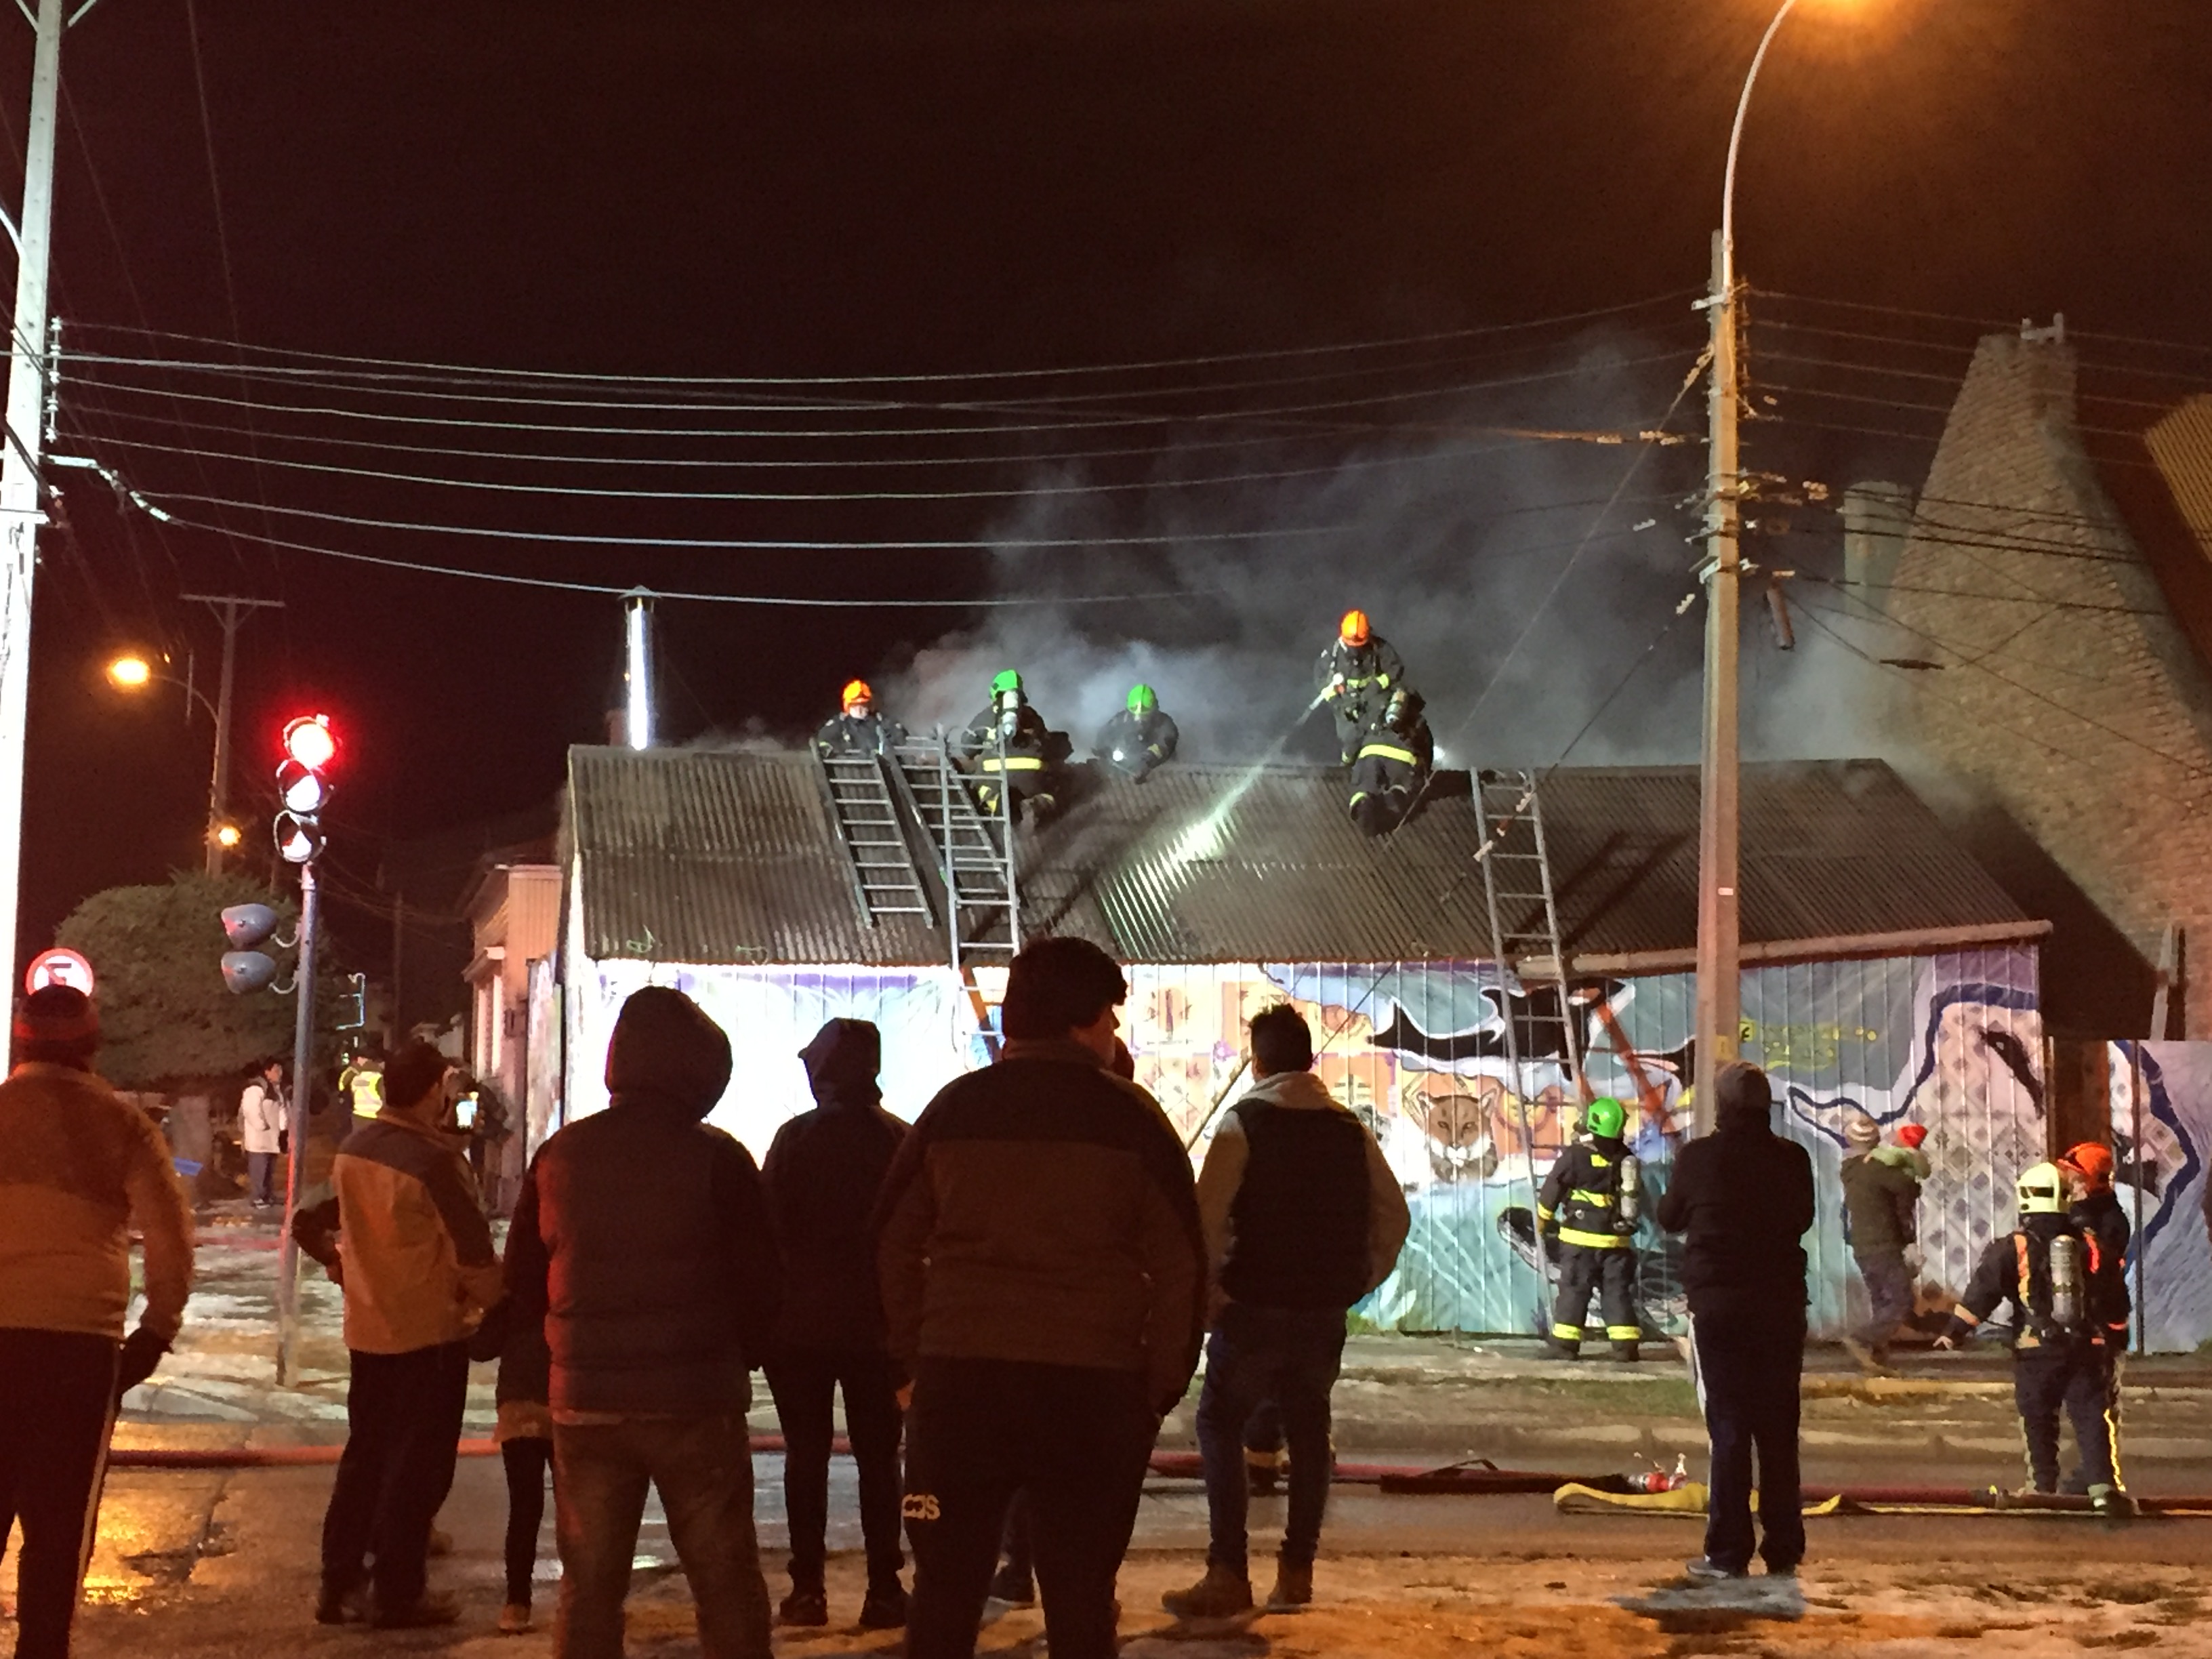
[815,749,937,929]
[1473,767,1589,1334]
[888,732,1020,1054]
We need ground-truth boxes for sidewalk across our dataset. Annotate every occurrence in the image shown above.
[131,1212,2212,1479]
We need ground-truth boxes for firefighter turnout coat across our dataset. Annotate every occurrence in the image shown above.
[1538,1134,1642,1354]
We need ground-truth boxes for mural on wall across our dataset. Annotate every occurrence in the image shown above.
[2105,1042,2209,1353]
[567,945,2042,1340]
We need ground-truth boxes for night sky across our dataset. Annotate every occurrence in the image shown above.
[5,0,2211,978]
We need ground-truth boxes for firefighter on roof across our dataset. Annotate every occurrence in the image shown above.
[815,679,907,760]
[1538,1096,1644,1361]
[959,670,1071,823]
[1314,609,1408,764]
[1346,689,1432,838]
[1936,1161,2133,1512]
[1094,684,1180,783]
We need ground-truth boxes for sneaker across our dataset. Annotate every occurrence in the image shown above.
[373,1592,463,1629]
[1682,1558,1748,1583]
[2089,1484,2137,1518]
[497,1603,533,1635]
[988,1563,1036,1606]
[776,1586,829,1627]
[314,1583,371,1626]
[859,1582,909,1630]
[1162,1563,1254,1620]
[1265,1559,1313,1610]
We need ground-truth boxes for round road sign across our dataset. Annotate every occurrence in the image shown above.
[25,947,95,997]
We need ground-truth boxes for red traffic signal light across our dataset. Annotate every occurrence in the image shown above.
[283,714,337,771]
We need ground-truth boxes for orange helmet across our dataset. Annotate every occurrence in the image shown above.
[2060,1141,2115,1191]
[1339,608,1371,647]
[842,679,872,715]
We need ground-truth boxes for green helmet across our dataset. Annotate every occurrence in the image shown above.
[1584,1097,1626,1140]
[991,669,1023,697]
[2016,1161,2067,1216]
[1127,683,1158,713]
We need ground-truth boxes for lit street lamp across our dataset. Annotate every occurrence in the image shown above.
[1692,0,1858,1132]
[103,651,239,874]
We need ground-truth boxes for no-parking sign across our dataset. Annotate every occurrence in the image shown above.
[24,947,95,997]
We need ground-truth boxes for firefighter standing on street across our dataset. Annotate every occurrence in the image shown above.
[1936,1161,2132,1512]
[2059,1141,2131,1493]
[1313,610,1406,764]
[1537,1097,1643,1361]
[1094,684,1179,783]
[959,670,1069,822]
[815,679,907,760]
[1346,690,1432,838]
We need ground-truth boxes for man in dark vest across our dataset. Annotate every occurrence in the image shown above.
[1164,1004,1410,1618]
[504,987,781,1659]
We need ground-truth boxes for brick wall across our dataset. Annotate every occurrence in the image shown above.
[1887,333,2212,1036]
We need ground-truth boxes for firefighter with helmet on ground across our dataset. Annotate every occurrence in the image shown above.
[1315,609,1407,764]
[1094,684,1180,783]
[1537,1097,1645,1361]
[958,670,1072,823]
[2058,1140,2131,1494]
[815,678,907,760]
[1345,689,1432,838]
[1936,1160,2133,1513]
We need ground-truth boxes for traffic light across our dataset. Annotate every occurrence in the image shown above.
[220,903,286,995]
[274,714,336,865]
[336,972,367,1030]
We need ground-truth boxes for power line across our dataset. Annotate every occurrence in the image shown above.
[65,288,1702,386]
[70,426,1688,506]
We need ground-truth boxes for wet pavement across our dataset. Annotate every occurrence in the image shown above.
[13,1212,2212,1654]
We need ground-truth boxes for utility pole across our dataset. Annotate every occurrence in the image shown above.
[274,859,319,1387]
[181,592,283,874]
[1692,228,1743,1137]
[0,0,66,1052]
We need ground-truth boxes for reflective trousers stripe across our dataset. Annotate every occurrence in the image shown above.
[1557,1228,1629,1250]
[979,756,1046,773]
[1357,743,1418,766]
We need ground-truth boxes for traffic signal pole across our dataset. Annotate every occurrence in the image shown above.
[0,0,65,1054]
[274,858,319,1386]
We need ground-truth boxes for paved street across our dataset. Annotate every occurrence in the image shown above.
[10,1214,2212,1656]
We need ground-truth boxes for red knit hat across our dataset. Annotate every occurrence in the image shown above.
[1894,1124,1928,1150]
[13,985,100,1052]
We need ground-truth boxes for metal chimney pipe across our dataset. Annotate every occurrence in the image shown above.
[622,589,656,750]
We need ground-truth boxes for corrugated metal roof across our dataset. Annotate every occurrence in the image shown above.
[567,747,2036,968]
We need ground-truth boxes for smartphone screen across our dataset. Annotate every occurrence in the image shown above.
[455,1098,477,1129]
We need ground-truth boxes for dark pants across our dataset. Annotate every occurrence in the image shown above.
[1195,1303,1347,1574]
[501,1437,553,1606]
[2017,1347,2117,1493]
[1852,1249,1913,1351]
[1551,1244,1641,1355]
[0,1329,119,1659]
[247,1151,279,1206]
[903,1358,1157,1659]
[1690,1310,1805,1574]
[321,1342,470,1610]
[553,1412,771,1659]
[765,1347,906,1591]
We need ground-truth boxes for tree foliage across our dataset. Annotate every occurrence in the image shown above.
[55,872,348,1090]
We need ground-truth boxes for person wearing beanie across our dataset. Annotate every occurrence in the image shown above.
[504,985,779,1659]
[0,985,194,1659]
[293,1038,501,1629]
[760,1018,910,1631]
[1655,1060,1814,1584]
[1839,1109,1921,1375]
[878,935,1205,1659]
[1872,1124,1931,1183]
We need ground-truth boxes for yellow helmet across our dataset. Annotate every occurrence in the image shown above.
[2015,1161,2067,1216]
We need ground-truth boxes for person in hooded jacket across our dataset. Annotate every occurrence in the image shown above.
[761,1019,910,1632]
[1655,1061,1814,1584]
[504,987,781,1659]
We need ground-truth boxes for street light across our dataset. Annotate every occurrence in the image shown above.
[100,651,235,874]
[1693,0,1861,1132]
